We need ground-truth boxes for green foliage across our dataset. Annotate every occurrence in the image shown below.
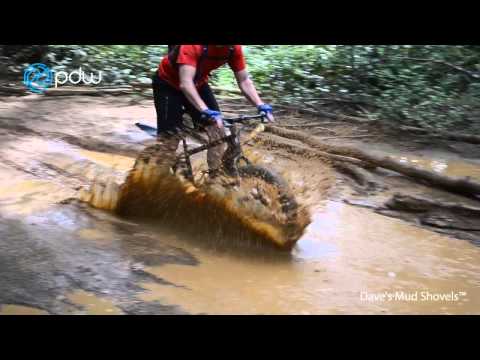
[2,45,479,130]
[45,45,167,84]
[244,45,480,130]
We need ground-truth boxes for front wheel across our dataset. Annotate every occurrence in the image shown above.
[236,164,310,249]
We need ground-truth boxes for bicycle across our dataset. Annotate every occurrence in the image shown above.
[135,113,306,249]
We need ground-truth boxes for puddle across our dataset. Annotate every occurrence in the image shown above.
[66,290,123,315]
[2,97,480,314]
[77,228,115,243]
[0,178,73,215]
[78,149,135,172]
[131,202,480,314]
[393,155,480,180]
[0,304,49,315]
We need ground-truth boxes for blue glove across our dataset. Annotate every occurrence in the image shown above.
[257,104,273,115]
[201,109,222,122]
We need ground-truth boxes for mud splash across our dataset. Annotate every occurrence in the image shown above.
[81,144,312,250]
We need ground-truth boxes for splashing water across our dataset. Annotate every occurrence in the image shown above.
[80,145,312,250]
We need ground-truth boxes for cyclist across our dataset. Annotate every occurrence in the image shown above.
[151,45,274,177]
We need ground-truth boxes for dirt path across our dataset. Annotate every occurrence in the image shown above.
[1,94,480,315]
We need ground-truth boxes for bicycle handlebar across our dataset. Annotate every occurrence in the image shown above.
[223,114,266,124]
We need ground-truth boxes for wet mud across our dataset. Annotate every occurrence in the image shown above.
[1,95,479,314]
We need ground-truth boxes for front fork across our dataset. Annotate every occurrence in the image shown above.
[172,124,250,184]
[223,124,251,177]
[182,137,195,183]
[171,134,195,184]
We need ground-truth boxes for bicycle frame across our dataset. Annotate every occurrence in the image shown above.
[172,114,267,183]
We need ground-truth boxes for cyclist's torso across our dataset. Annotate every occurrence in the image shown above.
[158,45,246,90]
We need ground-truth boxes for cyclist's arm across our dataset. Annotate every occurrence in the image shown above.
[234,69,263,107]
[179,64,208,112]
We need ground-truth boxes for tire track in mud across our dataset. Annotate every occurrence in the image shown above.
[0,98,199,313]
[0,201,200,315]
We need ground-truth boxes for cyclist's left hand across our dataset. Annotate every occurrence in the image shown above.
[257,104,275,123]
[201,109,224,129]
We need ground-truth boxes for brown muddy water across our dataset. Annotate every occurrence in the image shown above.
[2,138,479,314]
[0,304,49,315]
[137,202,480,315]
[1,96,479,314]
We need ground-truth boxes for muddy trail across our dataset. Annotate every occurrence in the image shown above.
[1,93,480,315]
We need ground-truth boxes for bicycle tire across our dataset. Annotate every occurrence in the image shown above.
[237,164,307,249]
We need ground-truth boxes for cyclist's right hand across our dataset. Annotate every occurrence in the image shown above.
[257,104,275,123]
[201,109,224,129]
